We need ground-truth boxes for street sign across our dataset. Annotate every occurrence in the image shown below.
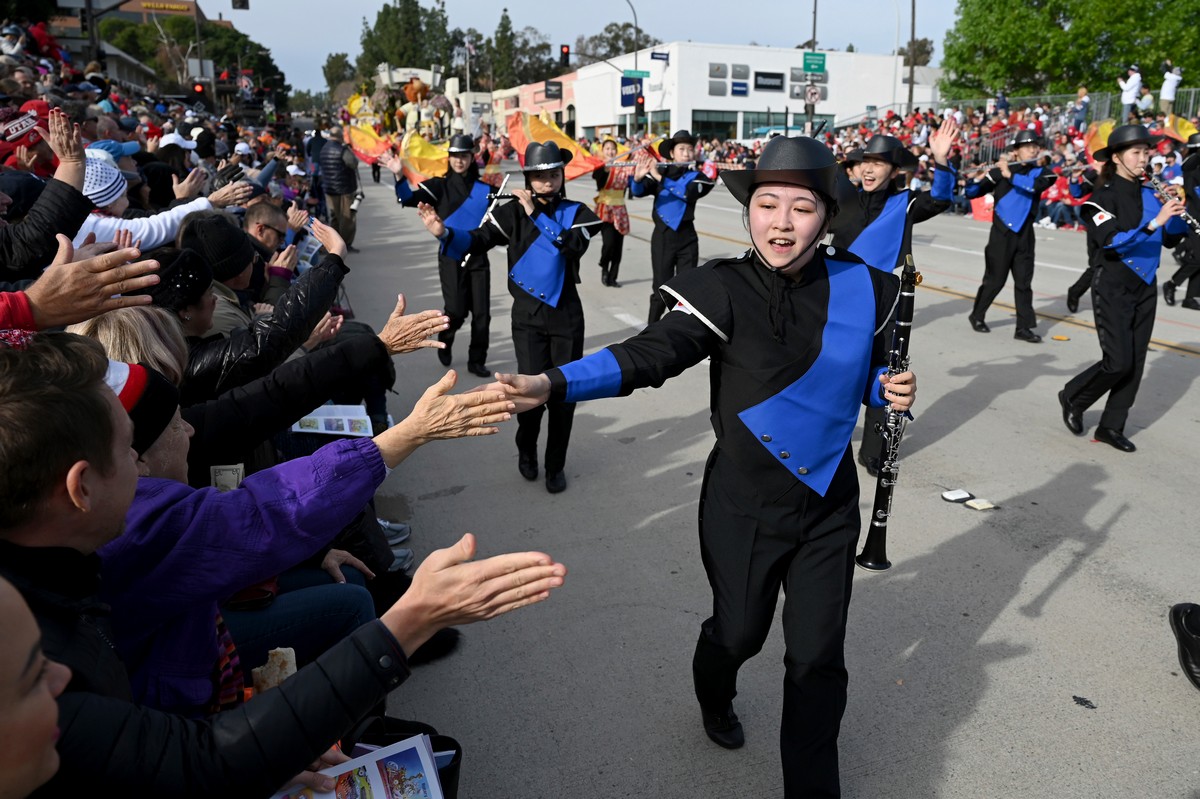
[544,80,562,100]
[650,52,669,62]
[802,52,826,73]
[731,81,749,97]
[623,69,650,79]
[805,84,822,104]
[791,83,827,102]
[620,77,641,107]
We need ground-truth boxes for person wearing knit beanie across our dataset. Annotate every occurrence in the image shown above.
[104,360,181,457]
[180,213,256,287]
[83,157,129,214]
[126,248,215,337]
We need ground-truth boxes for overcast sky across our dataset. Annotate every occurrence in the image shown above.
[206,0,960,93]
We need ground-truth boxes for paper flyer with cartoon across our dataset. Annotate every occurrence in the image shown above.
[271,734,443,799]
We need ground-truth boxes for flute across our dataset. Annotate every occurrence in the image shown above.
[603,160,697,168]
[1145,167,1200,236]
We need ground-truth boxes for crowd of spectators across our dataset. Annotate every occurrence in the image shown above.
[0,14,569,799]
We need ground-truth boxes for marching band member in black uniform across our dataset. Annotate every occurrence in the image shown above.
[1060,125,1189,451]
[386,134,495,377]
[418,142,602,493]
[630,130,718,324]
[964,129,1058,341]
[829,119,958,475]
[1162,132,1200,310]
[484,137,916,798]
[1065,157,1103,313]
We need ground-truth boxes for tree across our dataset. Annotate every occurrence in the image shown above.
[422,0,453,76]
[491,8,517,88]
[449,26,493,90]
[896,37,933,67]
[796,38,817,50]
[323,53,355,96]
[939,0,1200,100]
[846,43,857,53]
[575,22,661,62]
[357,0,425,80]
[291,89,331,113]
[512,26,559,84]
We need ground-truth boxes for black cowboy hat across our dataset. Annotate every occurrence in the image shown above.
[840,148,863,168]
[842,135,919,169]
[1093,124,1163,161]
[523,141,573,171]
[1186,132,1200,149]
[1010,128,1043,149]
[722,136,838,206]
[657,129,697,159]
[447,134,476,153]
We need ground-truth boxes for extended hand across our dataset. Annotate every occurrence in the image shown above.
[26,235,159,329]
[417,201,446,238]
[309,217,347,259]
[929,117,959,164]
[477,372,551,413]
[376,293,451,355]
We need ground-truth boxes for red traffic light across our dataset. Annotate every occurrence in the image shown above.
[635,94,645,106]
[192,83,204,93]
[559,44,570,67]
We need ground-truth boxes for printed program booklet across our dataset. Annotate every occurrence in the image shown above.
[270,733,448,799]
[290,404,374,437]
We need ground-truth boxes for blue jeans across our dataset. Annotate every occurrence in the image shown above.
[223,566,375,671]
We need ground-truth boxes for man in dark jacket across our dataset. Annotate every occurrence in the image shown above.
[0,332,565,797]
[319,125,362,253]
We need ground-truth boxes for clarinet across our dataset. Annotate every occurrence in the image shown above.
[856,254,921,572]
[1144,168,1200,236]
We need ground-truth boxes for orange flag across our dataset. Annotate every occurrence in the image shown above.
[1084,119,1115,158]
[506,112,605,181]
[399,131,449,184]
[1162,114,1199,144]
[346,124,395,165]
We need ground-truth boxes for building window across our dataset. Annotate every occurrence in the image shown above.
[741,111,796,139]
[648,110,671,136]
[691,110,737,141]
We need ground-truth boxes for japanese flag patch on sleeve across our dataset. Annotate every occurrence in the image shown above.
[1091,209,1113,226]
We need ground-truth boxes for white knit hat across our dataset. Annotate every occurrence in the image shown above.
[83,158,127,208]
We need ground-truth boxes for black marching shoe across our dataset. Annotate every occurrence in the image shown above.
[609,279,622,288]
[437,342,453,367]
[968,315,990,333]
[1183,298,1200,311]
[518,452,538,481]
[1066,290,1081,314]
[857,449,880,477]
[346,245,361,254]
[702,705,745,750]
[544,470,567,494]
[467,362,491,378]
[1013,328,1043,343]
[1163,281,1177,306]
[1058,390,1084,436]
[1169,604,1200,693]
[1094,426,1136,452]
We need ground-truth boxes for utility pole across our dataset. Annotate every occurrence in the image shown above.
[906,0,915,113]
[806,0,818,134]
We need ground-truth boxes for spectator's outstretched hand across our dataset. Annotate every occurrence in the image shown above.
[286,206,310,232]
[477,372,551,413]
[173,169,205,200]
[281,745,350,794]
[25,235,160,329]
[309,218,347,259]
[376,293,450,355]
[71,231,117,262]
[381,533,567,657]
[43,109,84,193]
[301,310,342,351]
[207,180,253,208]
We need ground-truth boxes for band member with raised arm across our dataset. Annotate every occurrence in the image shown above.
[829,118,958,475]
[630,130,718,323]
[593,137,631,287]
[482,136,916,798]
[964,129,1058,342]
[385,134,494,376]
[1060,125,1189,452]
[418,142,602,493]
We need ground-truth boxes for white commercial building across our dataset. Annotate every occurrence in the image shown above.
[563,41,940,142]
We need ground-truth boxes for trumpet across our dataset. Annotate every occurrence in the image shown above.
[1145,168,1200,236]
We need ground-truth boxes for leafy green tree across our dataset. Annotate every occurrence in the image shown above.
[513,26,558,84]
[358,0,425,79]
[422,0,453,75]
[323,53,355,95]
[491,8,517,88]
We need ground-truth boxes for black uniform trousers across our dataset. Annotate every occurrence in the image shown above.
[972,224,1038,330]
[1063,265,1157,431]
[693,447,860,799]
[649,222,700,323]
[436,255,492,367]
[511,299,584,474]
[1068,266,1097,303]
[598,222,625,284]
[1169,235,1200,300]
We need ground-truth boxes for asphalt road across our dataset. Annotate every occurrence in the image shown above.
[341,171,1200,798]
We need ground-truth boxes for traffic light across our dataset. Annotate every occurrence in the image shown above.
[192,82,205,99]
[560,44,570,67]
[634,91,645,126]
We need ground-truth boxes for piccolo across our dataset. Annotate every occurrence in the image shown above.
[1145,167,1200,236]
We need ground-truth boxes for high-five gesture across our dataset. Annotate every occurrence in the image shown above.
[929,117,960,166]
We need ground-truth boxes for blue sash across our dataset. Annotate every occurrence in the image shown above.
[444,181,490,229]
[510,202,581,307]
[848,191,909,272]
[657,172,699,231]
[994,167,1043,232]
[736,259,877,496]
